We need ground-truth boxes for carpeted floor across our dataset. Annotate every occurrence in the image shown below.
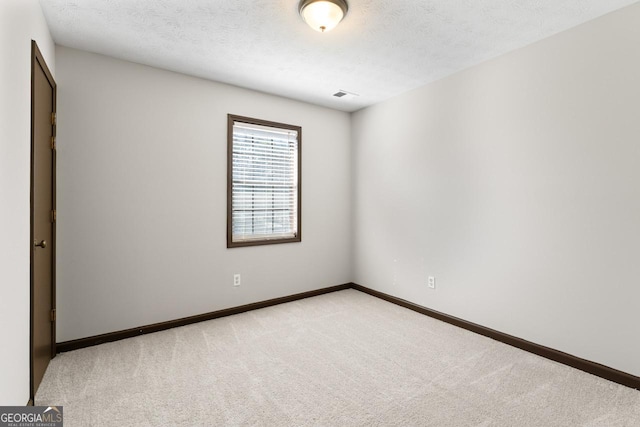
[36,289,640,426]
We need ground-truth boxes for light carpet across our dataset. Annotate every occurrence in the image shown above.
[36,289,640,426]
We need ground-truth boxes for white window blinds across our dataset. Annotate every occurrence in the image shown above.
[231,120,299,243]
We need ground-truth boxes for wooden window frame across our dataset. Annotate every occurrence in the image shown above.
[227,114,302,248]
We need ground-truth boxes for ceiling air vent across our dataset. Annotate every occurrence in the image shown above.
[333,89,359,98]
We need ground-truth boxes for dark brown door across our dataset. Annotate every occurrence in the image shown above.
[31,40,57,400]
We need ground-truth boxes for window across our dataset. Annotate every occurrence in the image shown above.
[227,115,301,248]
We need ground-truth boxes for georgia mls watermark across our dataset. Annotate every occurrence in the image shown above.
[0,406,63,427]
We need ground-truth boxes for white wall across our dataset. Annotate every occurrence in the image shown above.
[0,0,55,405]
[352,3,640,376]
[55,46,351,342]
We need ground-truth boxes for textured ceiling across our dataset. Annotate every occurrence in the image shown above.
[39,0,639,112]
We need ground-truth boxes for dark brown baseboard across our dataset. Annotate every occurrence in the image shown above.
[56,283,351,353]
[56,281,639,391]
[351,283,640,391]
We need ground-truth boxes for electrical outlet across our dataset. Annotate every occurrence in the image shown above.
[233,274,241,287]
[428,276,436,289]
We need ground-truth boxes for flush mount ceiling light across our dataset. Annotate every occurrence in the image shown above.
[299,0,348,33]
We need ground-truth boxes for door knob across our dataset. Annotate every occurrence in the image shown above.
[34,239,47,249]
